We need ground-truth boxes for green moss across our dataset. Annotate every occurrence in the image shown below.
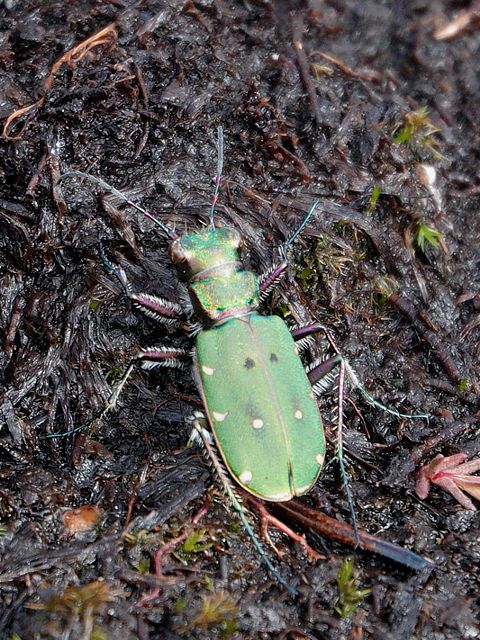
[415,222,442,252]
[393,107,443,157]
[368,185,381,213]
[181,528,213,554]
[131,555,151,574]
[88,298,101,312]
[335,558,371,617]
[188,591,238,633]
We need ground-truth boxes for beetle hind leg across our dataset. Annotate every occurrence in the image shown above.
[190,416,297,595]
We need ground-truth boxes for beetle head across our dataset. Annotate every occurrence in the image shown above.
[169,227,243,280]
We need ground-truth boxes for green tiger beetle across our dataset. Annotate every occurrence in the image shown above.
[57,128,430,594]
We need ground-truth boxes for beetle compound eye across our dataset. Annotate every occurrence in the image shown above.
[169,239,192,264]
[229,228,243,248]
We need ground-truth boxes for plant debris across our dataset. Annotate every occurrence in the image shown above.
[1,1,479,638]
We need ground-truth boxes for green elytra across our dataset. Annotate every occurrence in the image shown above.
[169,227,326,500]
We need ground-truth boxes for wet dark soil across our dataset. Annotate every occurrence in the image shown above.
[1,1,479,639]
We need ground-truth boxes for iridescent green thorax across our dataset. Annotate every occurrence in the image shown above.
[168,227,260,323]
[190,271,259,323]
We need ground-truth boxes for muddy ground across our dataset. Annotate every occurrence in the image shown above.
[0,1,479,638]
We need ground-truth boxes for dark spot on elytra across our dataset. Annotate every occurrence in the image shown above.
[270,353,278,362]
[244,357,255,369]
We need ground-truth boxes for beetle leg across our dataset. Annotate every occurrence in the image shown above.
[334,356,361,545]
[137,347,191,370]
[98,238,190,328]
[48,347,191,440]
[307,355,342,396]
[242,493,324,562]
[304,350,359,544]
[290,321,326,340]
[97,347,190,419]
[320,328,430,420]
[342,358,430,420]
[290,321,327,354]
[131,293,187,328]
[190,416,297,595]
[258,261,288,301]
[305,332,428,546]
[300,323,429,419]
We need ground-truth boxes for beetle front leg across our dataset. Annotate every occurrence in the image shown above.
[98,239,190,328]
[258,262,288,301]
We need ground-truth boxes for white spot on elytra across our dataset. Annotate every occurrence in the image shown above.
[268,491,292,500]
[316,453,324,465]
[239,470,252,484]
[294,345,299,354]
[295,410,303,420]
[202,365,215,376]
[296,484,311,495]
[213,411,229,422]
[309,390,315,399]
[252,418,264,429]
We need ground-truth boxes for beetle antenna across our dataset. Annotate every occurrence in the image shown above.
[59,171,178,240]
[208,125,224,229]
[282,198,319,256]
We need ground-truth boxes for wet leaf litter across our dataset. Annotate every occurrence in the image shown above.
[1,2,479,639]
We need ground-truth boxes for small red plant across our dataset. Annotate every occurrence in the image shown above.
[416,453,480,510]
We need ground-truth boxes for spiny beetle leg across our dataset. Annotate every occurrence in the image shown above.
[98,347,190,421]
[334,356,360,546]
[291,321,329,354]
[321,327,429,420]
[189,416,297,596]
[242,492,324,562]
[290,321,327,340]
[304,327,428,546]
[307,355,342,396]
[137,347,191,371]
[258,261,288,301]
[305,350,360,544]
[131,293,187,329]
[98,236,190,328]
[307,352,361,545]
[297,321,429,419]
